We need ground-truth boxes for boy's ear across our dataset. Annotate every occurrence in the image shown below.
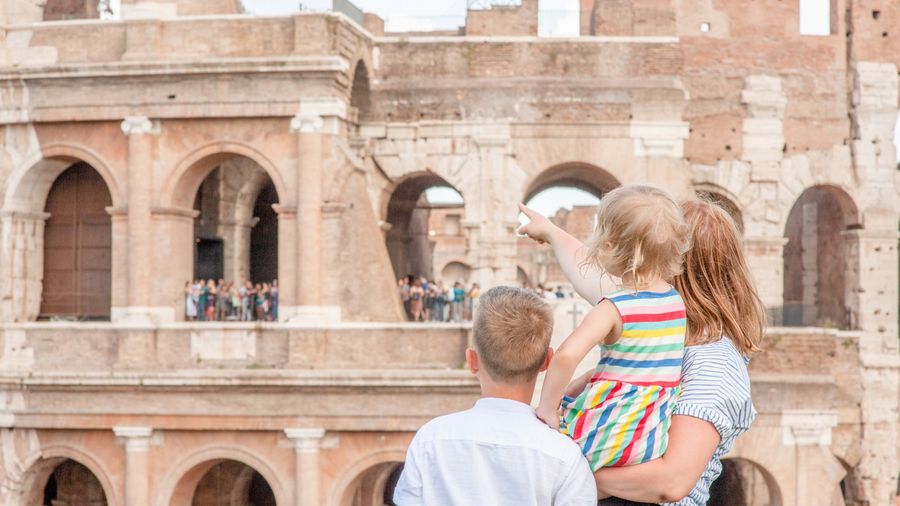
[465,348,479,375]
[539,347,554,373]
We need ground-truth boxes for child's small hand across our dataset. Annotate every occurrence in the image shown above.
[516,203,555,244]
[535,407,560,430]
[564,373,591,398]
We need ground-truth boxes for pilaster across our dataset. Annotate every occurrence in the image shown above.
[284,427,326,506]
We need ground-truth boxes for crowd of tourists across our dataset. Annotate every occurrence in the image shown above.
[398,276,481,322]
[184,279,278,322]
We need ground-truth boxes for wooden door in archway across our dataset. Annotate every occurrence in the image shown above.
[40,163,112,320]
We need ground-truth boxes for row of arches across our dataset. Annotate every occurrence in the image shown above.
[26,455,404,506]
[33,155,280,320]
[19,149,864,328]
[387,165,862,330]
[30,453,793,505]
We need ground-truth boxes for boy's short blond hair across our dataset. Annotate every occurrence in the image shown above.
[473,286,553,384]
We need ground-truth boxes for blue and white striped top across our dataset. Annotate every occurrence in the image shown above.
[662,337,756,506]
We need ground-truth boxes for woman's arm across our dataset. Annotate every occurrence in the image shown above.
[536,301,617,427]
[593,415,720,503]
[517,204,606,304]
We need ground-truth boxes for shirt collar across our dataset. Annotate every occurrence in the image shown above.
[474,397,535,415]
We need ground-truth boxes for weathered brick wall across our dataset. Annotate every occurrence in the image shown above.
[580,0,676,36]
[465,0,538,36]
[373,40,683,122]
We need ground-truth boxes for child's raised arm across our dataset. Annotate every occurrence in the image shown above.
[535,300,621,428]
[516,203,605,304]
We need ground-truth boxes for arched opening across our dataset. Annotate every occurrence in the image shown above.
[516,265,532,288]
[709,458,782,506]
[40,459,109,506]
[696,189,744,233]
[189,157,280,322]
[441,261,472,284]
[519,163,619,291]
[385,174,465,283]
[350,61,372,122]
[189,460,275,506]
[340,461,404,506]
[782,185,859,328]
[40,162,112,321]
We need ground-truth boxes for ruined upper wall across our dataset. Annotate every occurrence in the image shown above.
[674,0,850,164]
[371,39,685,122]
[580,0,676,36]
[466,0,538,36]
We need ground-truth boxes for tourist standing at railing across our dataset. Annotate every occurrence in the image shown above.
[409,278,425,322]
[184,281,198,321]
[216,279,227,321]
[423,284,435,322]
[451,282,465,322]
[270,280,279,321]
[399,277,411,320]
[205,279,217,321]
[436,281,449,322]
[468,283,481,321]
[240,280,253,321]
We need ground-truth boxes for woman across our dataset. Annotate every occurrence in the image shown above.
[409,279,425,322]
[518,199,763,505]
[184,281,197,321]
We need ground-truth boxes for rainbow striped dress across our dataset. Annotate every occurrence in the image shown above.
[559,288,686,470]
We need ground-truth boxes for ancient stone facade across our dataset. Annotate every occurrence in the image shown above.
[0,0,897,504]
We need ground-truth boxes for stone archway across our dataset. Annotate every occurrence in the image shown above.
[333,454,406,506]
[519,162,619,289]
[384,173,465,282]
[160,448,287,506]
[782,185,860,328]
[189,460,276,506]
[39,162,113,320]
[709,457,783,506]
[161,147,288,321]
[0,144,124,321]
[17,453,117,506]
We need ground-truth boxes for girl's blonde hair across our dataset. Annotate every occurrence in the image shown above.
[674,199,765,355]
[585,185,690,290]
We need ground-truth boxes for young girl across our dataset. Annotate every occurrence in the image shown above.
[530,185,690,470]
[521,197,763,505]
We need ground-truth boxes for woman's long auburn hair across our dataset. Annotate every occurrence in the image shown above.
[674,199,765,355]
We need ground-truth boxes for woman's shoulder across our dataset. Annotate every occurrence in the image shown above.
[680,339,752,400]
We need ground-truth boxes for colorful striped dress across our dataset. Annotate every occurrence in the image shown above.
[559,288,686,471]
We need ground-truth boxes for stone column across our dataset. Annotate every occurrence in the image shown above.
[741,75,788,321]
[282,98,345,322]
[781,411,843,506]
[0,211,49,321]
[274,205,297,321]
[847,61,900,505]
[469,132,520,289]
[113,426,154,506]
[284,427,326,506]
[119,116,159,323]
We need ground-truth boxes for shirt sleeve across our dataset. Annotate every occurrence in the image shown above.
[392,439,425,505]
[673,352,756,439]
[554,456,598,505]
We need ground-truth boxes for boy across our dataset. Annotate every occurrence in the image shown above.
[393,286,597,505]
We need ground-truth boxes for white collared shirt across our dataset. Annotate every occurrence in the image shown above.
[394,397,597,506]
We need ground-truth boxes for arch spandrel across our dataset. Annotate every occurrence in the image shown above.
[161,141,291,210]
[3,144,124,214]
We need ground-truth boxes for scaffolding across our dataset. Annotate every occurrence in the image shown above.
[467,0,523,10]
